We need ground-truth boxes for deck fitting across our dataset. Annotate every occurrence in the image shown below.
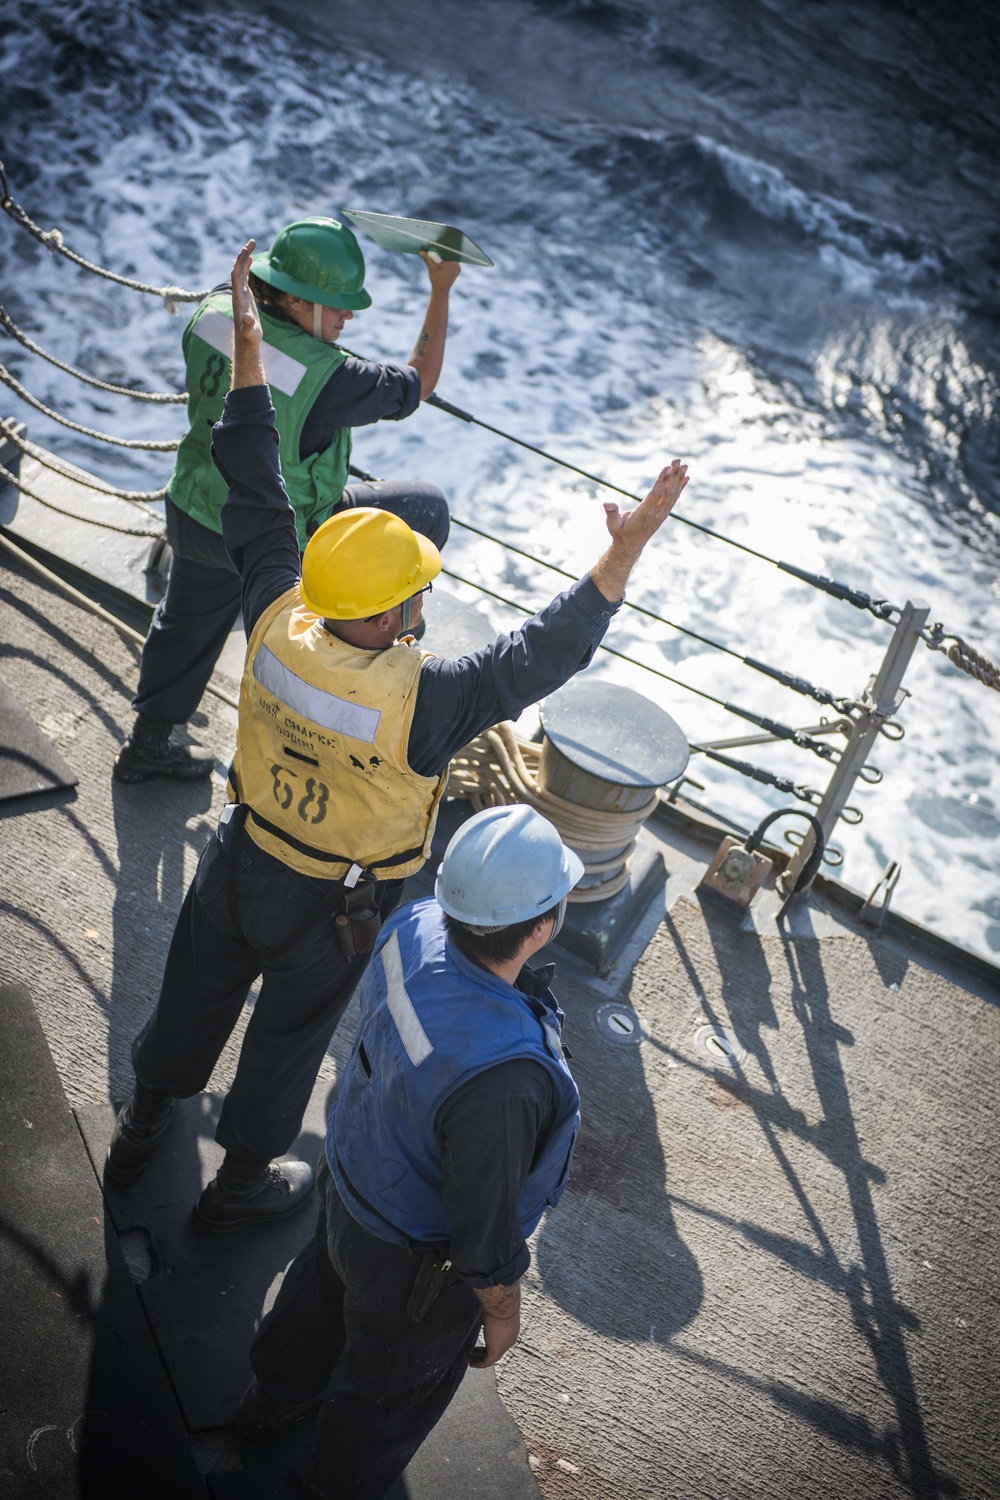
[594,1002,644,1045]
[693,1023,747,1067]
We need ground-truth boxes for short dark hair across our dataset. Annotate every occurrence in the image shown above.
[248,271,287,311]
[443,903,560,966]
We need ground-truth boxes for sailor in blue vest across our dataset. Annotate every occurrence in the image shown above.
[235,805,584,1499]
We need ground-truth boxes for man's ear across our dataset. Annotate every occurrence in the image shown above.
[532,916,553,944]
[375,609,401,638]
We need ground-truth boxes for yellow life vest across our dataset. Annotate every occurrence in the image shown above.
[230,587,447,881]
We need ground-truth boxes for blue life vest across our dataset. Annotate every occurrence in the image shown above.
[328,898,580,1246]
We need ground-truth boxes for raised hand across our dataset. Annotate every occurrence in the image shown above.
[589,459,691,604]
[603,459,689,554]
[230,239,266,390]
[420,248,462,292]
[232,239,262,348]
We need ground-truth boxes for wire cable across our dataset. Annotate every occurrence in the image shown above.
[431,394,903,624]
[451,514,858,721]
[440,565,850,760]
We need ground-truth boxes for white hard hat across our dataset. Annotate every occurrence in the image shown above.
[435,805,584,930]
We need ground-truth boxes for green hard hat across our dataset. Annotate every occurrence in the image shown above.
[251,217,372,310]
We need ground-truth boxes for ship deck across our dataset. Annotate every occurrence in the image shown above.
[0,497,997,1499]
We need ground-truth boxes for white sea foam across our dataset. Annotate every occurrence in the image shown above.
[700,136,946,297]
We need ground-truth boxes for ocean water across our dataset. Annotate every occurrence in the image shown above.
[1,0,998,960]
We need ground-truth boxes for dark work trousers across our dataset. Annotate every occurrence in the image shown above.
[133,479,450,724]
[131,812,404,1162]
[250,1164,483,1500]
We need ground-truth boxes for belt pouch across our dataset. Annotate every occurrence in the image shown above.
[405,1246,454,1323]
[334,883,382,960]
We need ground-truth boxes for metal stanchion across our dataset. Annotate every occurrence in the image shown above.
[782,598,930,893]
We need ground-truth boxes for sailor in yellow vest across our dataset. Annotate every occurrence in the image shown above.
[114,216,458,785]
[105,240,689,1232]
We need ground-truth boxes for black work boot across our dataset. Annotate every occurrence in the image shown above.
[105,1082,174,1185]
[235,1377,323,1443]
[113,714,214,784]
[191,1155,315,1234]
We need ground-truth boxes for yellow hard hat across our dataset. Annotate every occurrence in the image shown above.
[299,507,441,619]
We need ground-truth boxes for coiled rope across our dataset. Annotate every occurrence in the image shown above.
[446,722,657,903]
[0,305,187,402]
[0,363,180,450]
[0,162,210,313]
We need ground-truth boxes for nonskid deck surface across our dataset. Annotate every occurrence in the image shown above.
[0,543,997,1500]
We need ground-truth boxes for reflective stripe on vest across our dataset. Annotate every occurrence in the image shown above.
[381,930,434,1066]
[253,643,382,744]
[193,308,309,398]
[166,294,351,547]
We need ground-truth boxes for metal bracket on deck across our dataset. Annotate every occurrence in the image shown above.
[699,836,773,908]
[783,599,930,895]
[859,860,901,929]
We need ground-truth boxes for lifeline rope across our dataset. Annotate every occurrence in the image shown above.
[0,421,166,503]
[0,305,187,402]
[946,639,1000,691]
[0,363,180,450]
[446,722,657,903]
[0,164,210,313]
[0,459,163,537]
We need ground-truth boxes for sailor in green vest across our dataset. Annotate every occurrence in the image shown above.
[114,216,459,785]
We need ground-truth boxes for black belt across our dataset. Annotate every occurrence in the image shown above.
[245,804,423,874]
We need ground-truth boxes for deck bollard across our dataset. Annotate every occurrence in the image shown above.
[538,679,689,897]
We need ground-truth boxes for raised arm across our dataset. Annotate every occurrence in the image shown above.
[408,457,692,774]
[408,251,462,401]
[211,240,302,633]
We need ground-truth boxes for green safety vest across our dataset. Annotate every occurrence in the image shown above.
[167,294,351,550]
